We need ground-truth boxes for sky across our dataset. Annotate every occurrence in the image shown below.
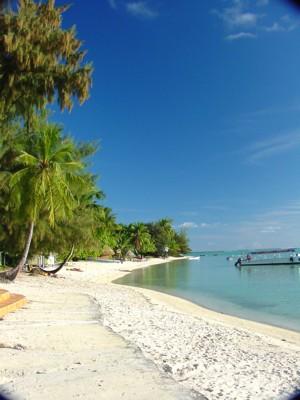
[52,0,300,251]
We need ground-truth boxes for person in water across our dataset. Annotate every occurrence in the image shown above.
[235,257,242,267]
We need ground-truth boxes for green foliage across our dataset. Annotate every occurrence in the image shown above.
[0,116,100,262]
[0,0,92,122]
[145,219,190,257]
[127,222,155,257]
[95,207,119,252]
[147,219,174,256]
[110,220,190,259]
[9,121,84,226]
[115,225,133,259]
[174,230,191,255]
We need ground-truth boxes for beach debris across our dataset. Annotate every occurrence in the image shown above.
[67,268,83,272]
[0,343,26,350]
[162,363,172,373]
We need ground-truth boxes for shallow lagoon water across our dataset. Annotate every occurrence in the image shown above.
[115,253,300,332]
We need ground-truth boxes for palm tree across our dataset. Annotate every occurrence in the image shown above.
[29,173,103,259]
[95,207,118,250]
[3,120,84,279]
[128,223,155,258]
[147,218,175,257]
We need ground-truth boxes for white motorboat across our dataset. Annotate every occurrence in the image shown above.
[235,248,300,267]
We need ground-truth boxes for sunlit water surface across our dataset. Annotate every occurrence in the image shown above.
[115,252,300,332]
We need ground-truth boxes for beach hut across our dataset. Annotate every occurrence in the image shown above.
[28,253,56,268]
[126,250,135,261]
[101,245,115,259]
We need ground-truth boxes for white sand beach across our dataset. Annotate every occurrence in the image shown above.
[1,258,300,400]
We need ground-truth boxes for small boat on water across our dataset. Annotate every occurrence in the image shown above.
[234,248,300,267]
[188,256,200,260]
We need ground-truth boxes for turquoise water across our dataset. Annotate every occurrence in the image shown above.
[115,252,300,332]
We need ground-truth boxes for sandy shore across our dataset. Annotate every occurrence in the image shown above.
[1,257,300,400]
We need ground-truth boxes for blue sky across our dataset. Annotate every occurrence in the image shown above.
[53,0,300,251]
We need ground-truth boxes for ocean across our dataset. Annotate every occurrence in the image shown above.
[115,251,300,332]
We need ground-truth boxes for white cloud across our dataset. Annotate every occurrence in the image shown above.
[178,221,217,229]
[213,1,260,29]
[263,17,298,33]
[126,2,157,18]
[179,222,198,229]
[226,32,256,41]
[264,22,285,32]
[213,0,298,41]
[232,12,258,27]
[246,131,300,162]
[107,0,117,9]
[260,226,281,234]
[189,199,300,251]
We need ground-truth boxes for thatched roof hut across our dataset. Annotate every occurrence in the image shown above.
[101,245,115,258]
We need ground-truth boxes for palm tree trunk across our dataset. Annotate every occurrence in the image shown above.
[0,221,34,281]
[16,221,35,273]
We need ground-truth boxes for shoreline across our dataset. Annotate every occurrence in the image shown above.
[130,286,300,347]
[62,256,186,284]
[109,258,300,345]
[1,257,300,399]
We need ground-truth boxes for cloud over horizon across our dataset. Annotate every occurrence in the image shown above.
[188,200,300,251]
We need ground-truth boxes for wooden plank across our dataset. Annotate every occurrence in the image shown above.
[0,293,27,318]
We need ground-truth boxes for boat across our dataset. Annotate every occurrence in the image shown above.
[188,256,200,260]
[234,248,300,267]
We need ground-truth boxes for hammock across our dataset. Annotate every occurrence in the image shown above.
[0,246,74,281]
[36,246,74,275]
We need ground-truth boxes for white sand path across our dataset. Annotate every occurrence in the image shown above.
[0,270,198,400]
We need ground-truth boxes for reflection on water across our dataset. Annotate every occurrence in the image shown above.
[132,260,190,289]
[115,254,300,332]
[238,264,300,280]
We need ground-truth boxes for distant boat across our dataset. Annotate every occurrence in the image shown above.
[188,256,200,260]
[234,248,300,267]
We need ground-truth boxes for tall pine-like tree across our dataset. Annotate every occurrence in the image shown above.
[0,0,92,126]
